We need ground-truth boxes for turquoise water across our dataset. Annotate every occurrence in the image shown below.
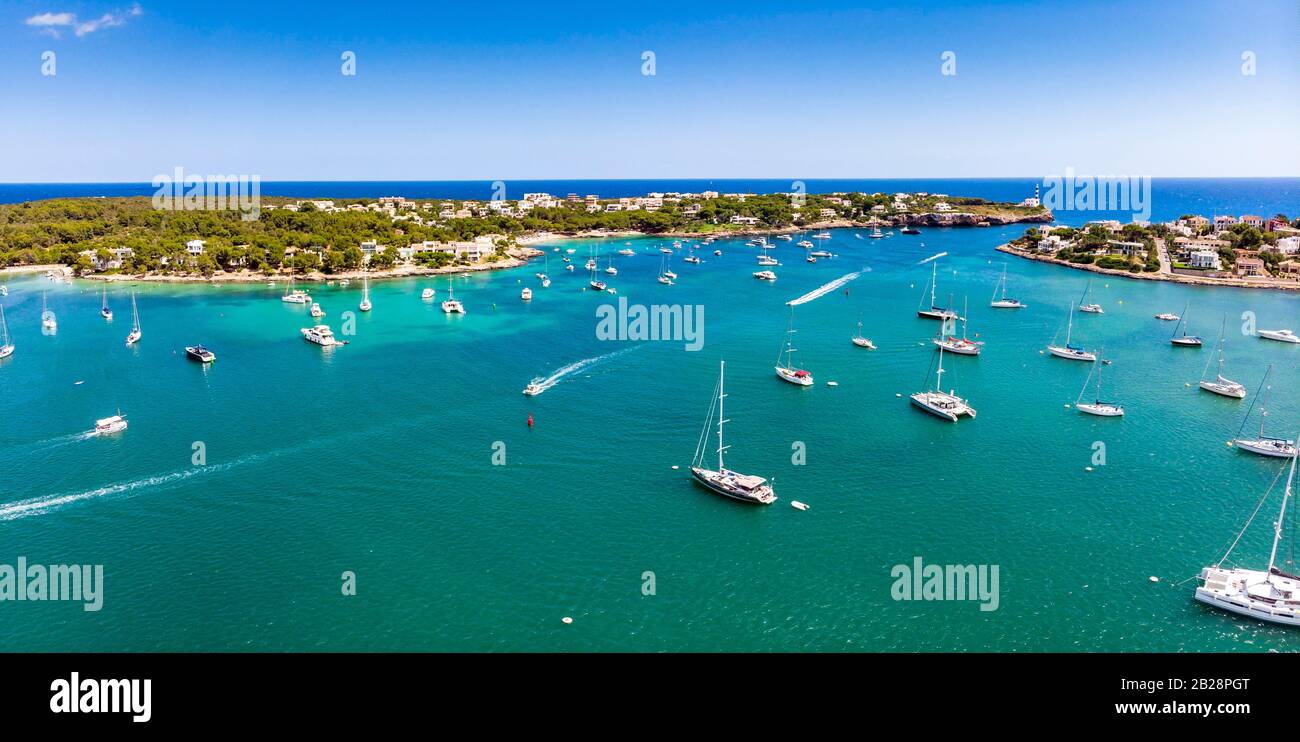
[2,225,1299,651]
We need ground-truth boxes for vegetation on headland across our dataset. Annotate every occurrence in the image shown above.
[0,191,1048,278]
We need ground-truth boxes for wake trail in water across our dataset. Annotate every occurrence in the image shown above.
[528,346,641,394]
[917,251,948,264]
[787,272,862,307]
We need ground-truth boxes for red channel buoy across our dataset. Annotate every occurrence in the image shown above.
[527,413,534,428]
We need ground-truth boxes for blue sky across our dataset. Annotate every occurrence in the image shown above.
[1,0,1297,181]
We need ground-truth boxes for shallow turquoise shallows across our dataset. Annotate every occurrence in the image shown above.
[2,225,1299,651]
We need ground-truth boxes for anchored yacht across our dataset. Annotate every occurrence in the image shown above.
[911,345,975,422]
[301,324,338,346]
[690,360,778,505]
[1046,302,1096,361]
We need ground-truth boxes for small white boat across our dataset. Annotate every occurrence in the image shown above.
[94,413,128,435]
[851,320,875,349]
[1155,312,1180,321]
[1046,302,1096,362]
[542,278,551,288]
[797,240,813,248]
[359,276,372,312]
[806,256,817,264]
[565,264,575,272]
[990,264,1025,308]
[282,272,311,304]
[309,303,325,318]
[100,287,113,320]
[126,291,142,345]
[618,249,635,257]
[441,283,465,313]
[1079,303,1104,314]
[657,275,674,285]
[522,383,542,396]
[1258,329,1300,344]
[301,324,338,346]
[0,305,13,359]
[753,270,777,281]
[713,250,722,256]
[791,501,810,511]
[1169,301,1201,346]
[421,288,435,300]
[869,227,884,239]
[810,250,832,258]
[0,285,7,296]
[41,292,57,332]
[1199,317,1243,398]
[521,287,533,301]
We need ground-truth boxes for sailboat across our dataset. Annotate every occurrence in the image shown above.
[441,280,465,313]
[1170,301,1203,347]
[684,245,702,264]
[359,276,372,312]
[910,344,976,422]
[604,255,618,276]
[774,308,813,386]
[282,268,311,304]
[1074,349,1124,416]
[690,360,778,505]
[41,291,57,332]
[126,292,142,345]
[1198,316,1244,398]
[990,264,1025,308]
[1046,302,1096,361]
[100,286,113,320]
[1078,280,1103,314]
[1196,445,1300,626]
[662,254,678,280]
[588,248,607,292]
[0,304,13,359]
[657,254,674,285]
[851,319,875,349]
[933,296,981,355]
[916,262,957,320]
[1233,366,1297,458]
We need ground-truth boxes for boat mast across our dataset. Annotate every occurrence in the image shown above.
[1,305,8,345]
[1064,302,1075,345]
[930,262,937,309]
[1094,350,1105,403]
[717,361,728,471]
[961,296,969,340]
[1267,445,1299,576]
[131,292,140,332]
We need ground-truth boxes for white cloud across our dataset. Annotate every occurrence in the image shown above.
[24,4,141,38]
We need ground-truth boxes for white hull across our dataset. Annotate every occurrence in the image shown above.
[1047,345,1096,362]
[1196,568,1300,627]
[442,301,465,314]
[775,366,813,386]
[1171,337,1202,347]
[1199,379,1245,398]
[691,467,777,505]
[753,271,776,281]
[1258,330,1300,344]
[910,392,975,422]
[1234,438,1298,458]
[1076,402,1124,417]
[933,338,981,356]
[359,301,372,312]
[301,326,338,346]
[126,331,141,345]
[0,344,13,359]
[851,337,875,349]
[1079,304,1103,314]
[990,300,1024,309]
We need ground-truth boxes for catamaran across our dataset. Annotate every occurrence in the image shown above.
[41,292,56,332]
[100,287,113,320]
[933,296,982,356]
[442,281,465,313]
[1258,329,1300,344]
[916,262,957,321]
[756,245,778,266]
[1169,301,1202,347]
[0,304,13,359]
[851,320,875,349]
[990,264,1025,308]
[910,344,976,422]
[774,308,813,386]
[126,292,142,345]
[282,269,311,304]
[1196,445,1300,626]
[1199,317,1244,398]
[690,360,777,505]
[1074,350,1124,416]
[1234,367,1297,458]
[1046,302,1096,361]
[359,276,372,312]
[1077,279,1103,314]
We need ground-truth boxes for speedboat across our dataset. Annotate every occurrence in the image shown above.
[1155,312,1180,321]
[810,250,832,257]
[797,240,814,248]
[753,270,777,281]
[1258,329,1300,344]
[659,247,673,255]
[565,264,575,272]
[421,288,435,300]
[713,250,722,256]
[522,383,542,396]
[301,325,338,346]
[185,345,216,363]
[618,249,635,256]
[1079,303,1104,314]
[521,288,533,301]
[901,227,920,235]
[684,255,701,264]
[806,257,817,264]
[310,303,325,318]
[94,414,128,435]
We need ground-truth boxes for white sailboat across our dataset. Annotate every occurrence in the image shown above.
[0,304,13,359]
[1046,302,1096,361]
[1233,366,1297,458]
[690,360,777,505]
[933,296,981,356]
[1198,316,1244,398]
[126,291,142,345]
[1078,280,1103,314]
[1196,446,1300,626]
[916,262,957,320]
[41,291,57,332]
[359,276,372,312]
[910,344,976,422]
[990,263,1025,308]
[774,308,813,386]
[604,255,618,276]
[851,319,875,349]
[100,286,113,320]
[1170,301,1202,347]
[657,254,674,285]
[1074,349,1124,416]
[441,280,465,313]
[282,268,311,304]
